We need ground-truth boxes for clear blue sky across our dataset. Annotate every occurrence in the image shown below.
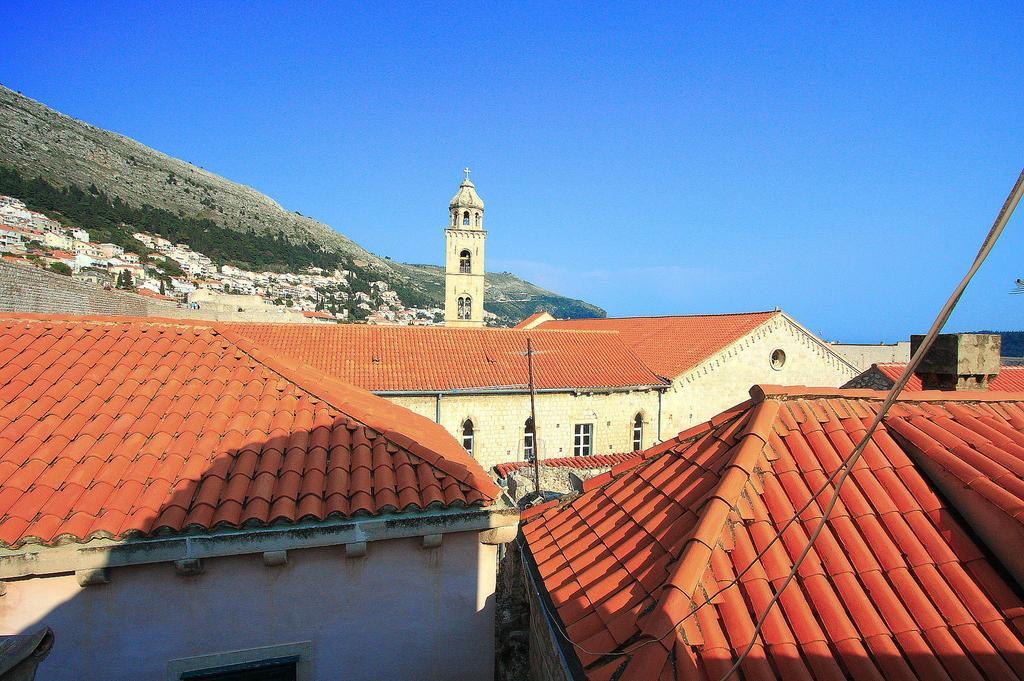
[3,2,1022,342]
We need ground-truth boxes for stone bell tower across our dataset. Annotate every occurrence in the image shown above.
[444,167,486,327]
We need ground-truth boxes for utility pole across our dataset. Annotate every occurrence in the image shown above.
[527,337,540,495]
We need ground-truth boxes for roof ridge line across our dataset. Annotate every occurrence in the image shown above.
[0,312,219,328]
[214,326,499,500]
[547,310,781,321]
[751,383,1024,403]
[775,312,860,373]
[638,398,780,642]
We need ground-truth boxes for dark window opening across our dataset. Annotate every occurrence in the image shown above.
[632,414,643,451]
[462,419,475,454]
[180,656,298,681]
[524,417,536,461]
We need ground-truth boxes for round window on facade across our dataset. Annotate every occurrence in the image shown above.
[770,349,786,371]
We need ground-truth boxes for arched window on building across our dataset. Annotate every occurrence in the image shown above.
[475,212,481,227]
[463,210,470,226]
[459,249,471,273]
[632,413,644,451]
[524,417,535,461]
[457,297,465,319]
[460,296,472,319]
[462,419,474,455]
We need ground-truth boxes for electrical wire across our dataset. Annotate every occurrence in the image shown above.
[523,167,1024,671]
[717,166,1024,681]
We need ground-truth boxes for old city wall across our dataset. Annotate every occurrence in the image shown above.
[0,260,176,316]
[386,389,662,472]
[0,261,313,323]
[661,315,858,435]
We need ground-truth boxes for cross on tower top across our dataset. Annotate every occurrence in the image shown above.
[464,166,471,180]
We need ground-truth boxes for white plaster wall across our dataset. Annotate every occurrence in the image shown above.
[661,316,858,434]
[0,532,497,681]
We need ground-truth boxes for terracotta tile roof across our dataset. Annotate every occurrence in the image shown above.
[301,310,335,319]
[534,311,780,378]
[135,288,175,301]
[523,384,1024,680]
[876,362,1024,391]
[514,311,553,329]
[494,452,642,479]
[224,324,666,392]
[0,314,499,549]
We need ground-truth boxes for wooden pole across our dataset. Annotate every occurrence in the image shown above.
[527,337,540,495]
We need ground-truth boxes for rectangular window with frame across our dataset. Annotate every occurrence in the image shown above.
[167,641,312,681]
[181,657,298,681]
[573,423,593,456]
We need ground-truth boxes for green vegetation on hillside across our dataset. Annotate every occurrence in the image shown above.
[394,263,605,323]
[0,160,598,321]
[975,330,1024,357]
[0,165,341,272]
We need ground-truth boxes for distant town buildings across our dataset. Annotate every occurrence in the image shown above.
[0,194,447,325]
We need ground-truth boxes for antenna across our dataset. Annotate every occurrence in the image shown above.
[527,337,540,494]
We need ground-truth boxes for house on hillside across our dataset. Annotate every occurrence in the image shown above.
[518,310,859,433]
[225,324,670,471]
[0,314,517,681]
[515,336,1024,680]
[846,362,1024,391]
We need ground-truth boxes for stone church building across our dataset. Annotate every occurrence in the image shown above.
[229,171,858,471]
[519,309,859,435]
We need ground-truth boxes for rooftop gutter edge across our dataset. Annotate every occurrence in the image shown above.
[0,505,520,580]
[374,383,669,397]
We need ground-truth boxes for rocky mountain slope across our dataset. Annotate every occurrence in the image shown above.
[0,84,603,323]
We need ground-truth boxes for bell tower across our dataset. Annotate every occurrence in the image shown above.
[444,167,486,327]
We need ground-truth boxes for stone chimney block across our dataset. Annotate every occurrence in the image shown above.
[910,333,1001,391]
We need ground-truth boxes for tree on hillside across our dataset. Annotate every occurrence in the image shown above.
[48,262,72,276]
[115,270,135,290]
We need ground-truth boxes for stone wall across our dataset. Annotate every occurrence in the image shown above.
[521,545,575,681]
[387,388,661,472]
[0,260,175,316]
[661,314,859,435]
[0,261,314,323]
[829,341,911,370]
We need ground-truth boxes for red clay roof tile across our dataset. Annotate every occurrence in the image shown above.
[874,363,1024,392]
[524,385,1024,679]
[0,314,500,548]
[493,452,643,478]
[534,311,780,377]
[223,323,665,391]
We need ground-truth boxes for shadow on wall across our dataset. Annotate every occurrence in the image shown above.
[2,424,498,681]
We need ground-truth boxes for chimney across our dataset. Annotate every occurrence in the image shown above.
[909,333,1001,391]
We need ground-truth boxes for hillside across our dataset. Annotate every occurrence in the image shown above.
[0,84,604,323]
[974,330,1024,357]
